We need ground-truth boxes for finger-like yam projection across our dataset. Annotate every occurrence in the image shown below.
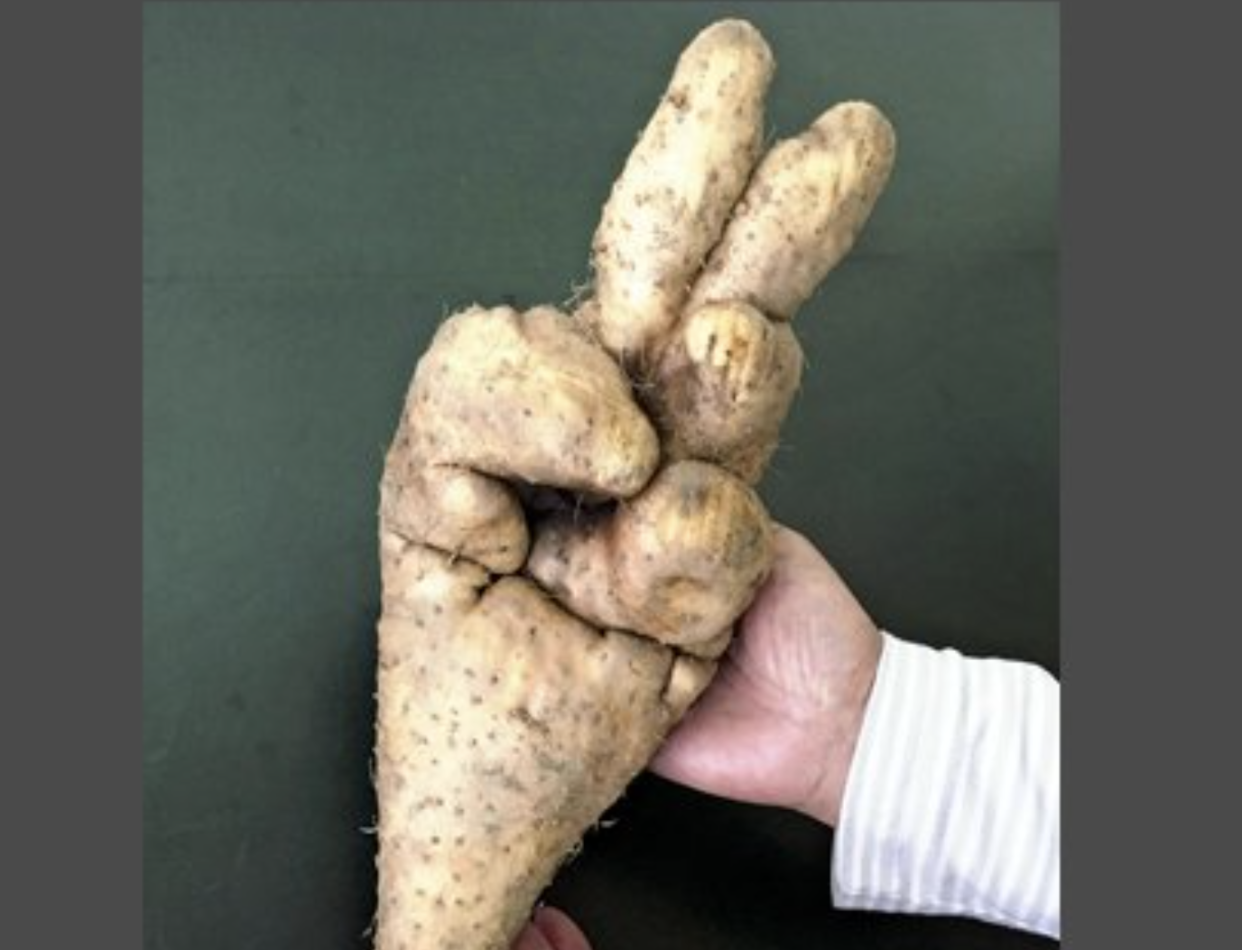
[688,101,897,320]
[527,461,772,654]
[587,20,774,366]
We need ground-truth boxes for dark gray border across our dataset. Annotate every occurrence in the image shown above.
[1062,0,1239,945]
[1,0,140,947]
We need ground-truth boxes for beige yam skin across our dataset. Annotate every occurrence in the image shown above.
[408,305,660,499]
[375,540,715,950]
[646,302,804,485]
[526,461,772,655]
[380,455,530,574]
[587,20,774,365]
[687,101,897,321]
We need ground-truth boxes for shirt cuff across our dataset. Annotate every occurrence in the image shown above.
[830,631,1060,938]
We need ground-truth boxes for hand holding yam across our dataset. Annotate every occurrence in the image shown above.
[372,20,895,950]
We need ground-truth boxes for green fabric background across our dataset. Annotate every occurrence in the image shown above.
[144,3,1058,948]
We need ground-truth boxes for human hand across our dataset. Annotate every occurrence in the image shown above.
[511,907,593,950]
[652,525,883,827]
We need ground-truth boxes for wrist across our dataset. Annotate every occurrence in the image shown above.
[797,628,883,827]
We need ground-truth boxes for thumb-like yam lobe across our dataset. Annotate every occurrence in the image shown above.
[378,533,491,623]
[588,19,774,364]
[408,305,659,499]
[381,419,529,572]
[374,567,694,950]
[687,101,897,321]
[526,460,774,654]
[648,301,804,485]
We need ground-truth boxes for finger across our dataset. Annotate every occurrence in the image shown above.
[687,100,897,321]
[648,677,774,801]
[532,907,594,950]
[768,523,837,574]
[526,461,773,654]
[512,921,555,950]
[646,300,803,484]
[408,305,659,499]
[586,19,774,366]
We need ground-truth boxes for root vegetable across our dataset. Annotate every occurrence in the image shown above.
[371,19,895,950]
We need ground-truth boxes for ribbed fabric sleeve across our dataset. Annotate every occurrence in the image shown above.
[831,632,1060,939]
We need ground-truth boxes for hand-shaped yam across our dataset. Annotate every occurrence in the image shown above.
[372,20,896,950]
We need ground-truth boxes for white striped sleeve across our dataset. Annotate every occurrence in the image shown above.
[831,631,1061,939]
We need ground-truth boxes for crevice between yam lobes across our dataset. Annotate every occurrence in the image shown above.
[380,526,723,703]
[373,535,718,950]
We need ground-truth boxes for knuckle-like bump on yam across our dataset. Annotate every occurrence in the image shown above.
[380,460,530,574]
[526,461,774,653]
[406,305,660,499]
[646,302,804,484]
